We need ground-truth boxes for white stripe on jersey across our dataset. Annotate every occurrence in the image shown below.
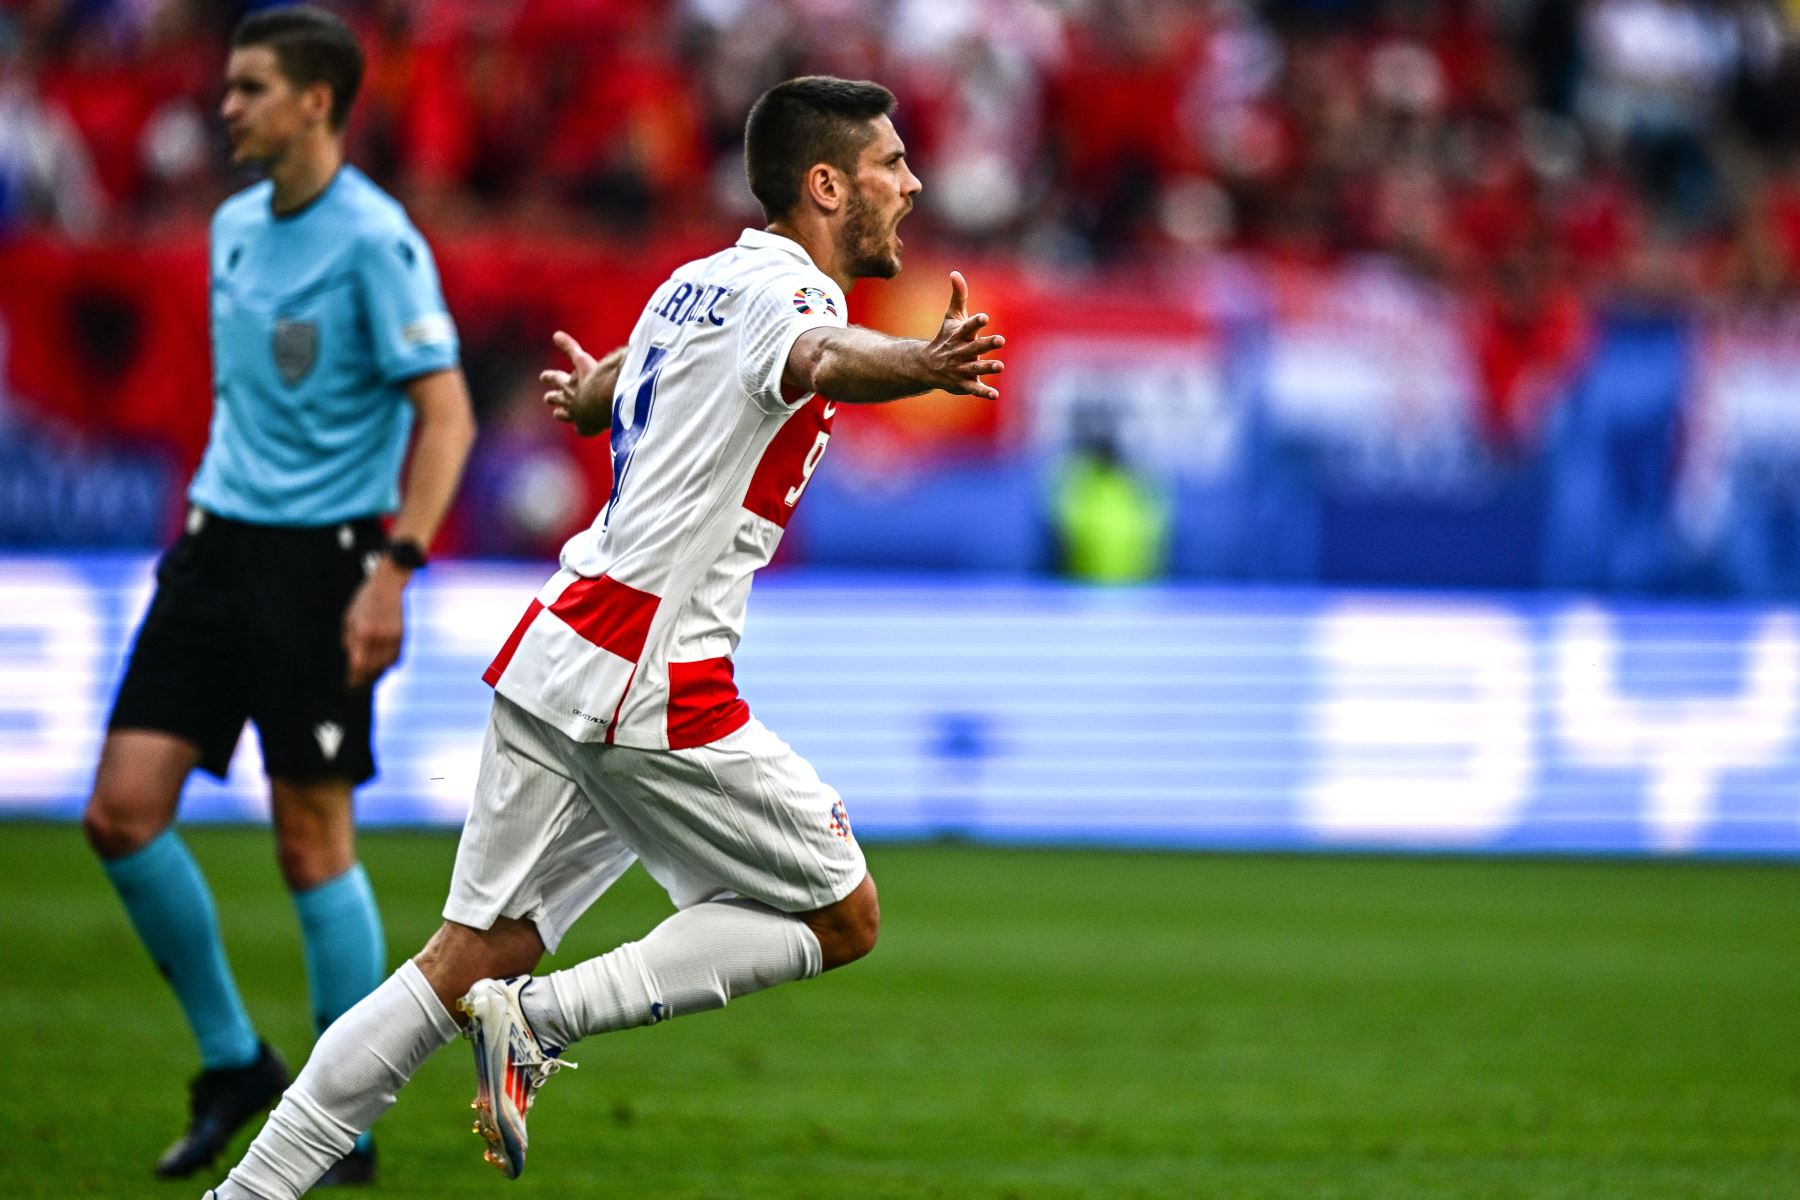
[485,230,849,750]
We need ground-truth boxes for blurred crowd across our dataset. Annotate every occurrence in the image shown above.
[4,0,1799,284]
[6,0,1800,494]
[4,0,1800,586]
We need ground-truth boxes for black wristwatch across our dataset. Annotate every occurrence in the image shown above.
[384,538,429,570]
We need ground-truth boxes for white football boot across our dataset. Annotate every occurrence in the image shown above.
[459,977,575,1179]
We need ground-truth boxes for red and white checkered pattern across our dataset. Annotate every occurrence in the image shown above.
[485,230,847,750]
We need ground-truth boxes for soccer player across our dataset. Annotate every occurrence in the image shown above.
[82,6,475,1186]
[200,75,1002,1199]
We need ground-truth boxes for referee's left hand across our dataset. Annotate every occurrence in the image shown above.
[343,567,406,688]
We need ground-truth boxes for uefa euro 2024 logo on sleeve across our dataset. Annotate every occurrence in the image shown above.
[792,286,837,318]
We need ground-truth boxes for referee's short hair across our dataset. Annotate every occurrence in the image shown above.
[744,76,897,222]
[231,5,364,131]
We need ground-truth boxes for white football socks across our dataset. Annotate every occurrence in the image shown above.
[210,905,820,1198]
[521,898,822,1048]
[214,959,458,1200]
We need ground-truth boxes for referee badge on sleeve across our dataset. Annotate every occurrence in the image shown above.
[403,312,456,347]
[273,317,319,386]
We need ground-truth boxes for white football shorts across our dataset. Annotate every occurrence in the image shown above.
[442,694,866,952]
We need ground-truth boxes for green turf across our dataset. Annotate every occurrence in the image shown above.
[2,823,1797,1199]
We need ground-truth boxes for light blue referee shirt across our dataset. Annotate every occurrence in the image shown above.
[189,165,459,525]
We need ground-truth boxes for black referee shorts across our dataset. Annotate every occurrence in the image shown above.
[109,508,388,783]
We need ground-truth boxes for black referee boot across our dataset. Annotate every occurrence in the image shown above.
[317,1140,378,1187]
[154,1042,290,1178]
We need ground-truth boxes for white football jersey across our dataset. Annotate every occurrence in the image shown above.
[484,229,848,750]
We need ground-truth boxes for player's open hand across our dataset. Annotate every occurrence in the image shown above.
[922,271,1004,400]
[541,332,625,437]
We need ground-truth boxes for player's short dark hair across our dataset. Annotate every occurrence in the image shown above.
[744,76,897,221]
[231,5,364,131]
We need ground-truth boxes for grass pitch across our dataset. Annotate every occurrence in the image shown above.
[1,823,1796,1199]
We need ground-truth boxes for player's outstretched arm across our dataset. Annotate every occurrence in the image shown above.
[541,332,627,437]
[784,271,1004,405]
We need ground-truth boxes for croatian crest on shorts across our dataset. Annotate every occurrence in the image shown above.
[273,317,318,386]
[828,799,852,840]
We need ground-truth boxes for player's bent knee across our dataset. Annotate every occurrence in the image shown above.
[811,876,880,971]
[414,918,545,1015]
[834,913,879,968]
[847,894,881,962]
[817,918,878,971]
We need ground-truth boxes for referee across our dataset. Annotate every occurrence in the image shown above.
[79,7,475,1186]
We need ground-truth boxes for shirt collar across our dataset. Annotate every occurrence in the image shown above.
[736,227,814,265]
[270,165,347,223]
